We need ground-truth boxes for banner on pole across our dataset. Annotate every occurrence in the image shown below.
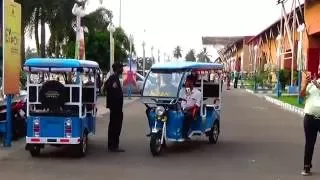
[3,0,21,94]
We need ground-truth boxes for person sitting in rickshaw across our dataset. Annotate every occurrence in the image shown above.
[181,75,201,139]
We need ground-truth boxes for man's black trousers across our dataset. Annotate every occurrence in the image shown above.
[303,114,320,167]
[108,109,123,150]
[183,110,193,138]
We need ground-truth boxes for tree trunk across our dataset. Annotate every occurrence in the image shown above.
[40,7,46,58]
[34,8,40,56]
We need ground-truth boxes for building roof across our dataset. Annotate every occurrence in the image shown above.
[248,3,304,44]
[202,36,244,46]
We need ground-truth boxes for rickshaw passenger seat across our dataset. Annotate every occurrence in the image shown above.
[29,86,37,102]
[82,88,95,103]
[72,87,80,102]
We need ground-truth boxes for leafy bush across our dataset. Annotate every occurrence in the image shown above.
[278,69,299,90]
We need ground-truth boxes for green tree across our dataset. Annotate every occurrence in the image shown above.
[16,0,76,58]
[185,49,196,62]
[173,46,182,60]
[69,28,133,71]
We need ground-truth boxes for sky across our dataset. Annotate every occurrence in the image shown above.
[25,0,304,61]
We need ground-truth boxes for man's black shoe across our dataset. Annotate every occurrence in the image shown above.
[108,148,125,153]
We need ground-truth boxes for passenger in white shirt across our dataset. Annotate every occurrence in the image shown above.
[181,75,201,139]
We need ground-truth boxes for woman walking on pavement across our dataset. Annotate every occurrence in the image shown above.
[300,65,320,176]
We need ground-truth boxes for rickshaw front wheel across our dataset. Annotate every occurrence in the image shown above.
[150,133,164,156]
[29,145,41,157]
[209,121,220,144]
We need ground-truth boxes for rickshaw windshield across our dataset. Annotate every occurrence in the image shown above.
[143,71,184,98]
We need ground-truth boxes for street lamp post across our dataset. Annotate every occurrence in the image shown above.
[142,41,146,77]
[158,49,160,63]
[276,34,282,97]
[72,0,87,84]
[128,34,134,99]
[151,46,154,64]
[108,23,115,74]
[254,45,259,93]
[297,24,305,104]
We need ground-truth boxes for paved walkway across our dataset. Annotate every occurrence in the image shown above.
[0,90,317,179]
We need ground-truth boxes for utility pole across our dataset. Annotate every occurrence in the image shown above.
[151,46,154,64]
[119,0,122,27]
[142,41,146,77]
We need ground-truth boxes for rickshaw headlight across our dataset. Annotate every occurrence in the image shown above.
[155,106,165,116]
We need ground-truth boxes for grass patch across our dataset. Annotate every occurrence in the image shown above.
[274,95,305,108]
[243,80,254,90]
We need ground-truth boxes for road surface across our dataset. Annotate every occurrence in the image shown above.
[0,89,317,180]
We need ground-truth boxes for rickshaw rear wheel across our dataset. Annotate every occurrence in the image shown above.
[150,133,164,156]
[29,145,41,157]
[209,121,219,144]
[75,131,88,157]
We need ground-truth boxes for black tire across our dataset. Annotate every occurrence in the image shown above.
[209,121,219,144]
[29,145,41,157]
[75,132,88,157]
[39,80,67,111]
[150,133,164,156]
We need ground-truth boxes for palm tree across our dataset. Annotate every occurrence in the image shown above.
[173,45,182,60]
[18,0,69,58]
[185,49,196,62]
[197,48,211,63]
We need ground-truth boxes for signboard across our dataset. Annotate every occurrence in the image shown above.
[3,0,21,94]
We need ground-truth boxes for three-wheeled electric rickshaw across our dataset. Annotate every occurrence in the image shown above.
[141,62,223,156]
[24,58,99,157]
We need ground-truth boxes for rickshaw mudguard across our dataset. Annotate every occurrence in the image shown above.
[147,109,184,140]
[26,116,82,139]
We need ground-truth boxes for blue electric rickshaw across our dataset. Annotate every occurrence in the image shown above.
[141,62,223,156]
[24,58,99,157]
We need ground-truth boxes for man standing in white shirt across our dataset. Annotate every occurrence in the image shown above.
[181,75,201,139]
[300,66,320,176]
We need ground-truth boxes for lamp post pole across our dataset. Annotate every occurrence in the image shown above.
[151,46,154,64]
[158,49,160,63]
[108,23,115,74]
[72,0,87,84]
[254,45,258,93]
[276,35,282,97]
[142,41,146,77]
[297,24,305,104]
[128,34,134,99]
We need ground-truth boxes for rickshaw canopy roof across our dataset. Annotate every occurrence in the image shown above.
[150,62,224,71]
[24,58,99,72]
